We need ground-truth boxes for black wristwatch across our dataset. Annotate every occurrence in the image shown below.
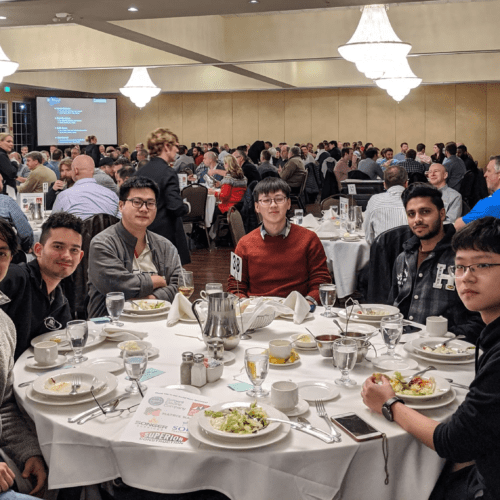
[382,397,405,422]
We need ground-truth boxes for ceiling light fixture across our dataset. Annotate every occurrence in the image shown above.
[0,45,18,84]
[249,0,260,4]
[119,67,161,109]
[0,17,6,20]
[128,7,138,11]
[374,57,422,102]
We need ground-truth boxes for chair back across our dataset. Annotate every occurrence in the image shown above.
[320,196,340,211]
[182,184,208,222]
[461,200,471,217]
[63,213,119,319]
[348,170,371,180]
[227,207,246,247]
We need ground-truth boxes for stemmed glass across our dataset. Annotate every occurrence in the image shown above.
[66,320,89,364]
[319,283,337,318]
[178,270,194,299]
[123,345,148,395]
[244,347,269,397]
[294,209,303,225]
[106,292,125,326]
[381,313,404,359]
[333,338,358,386]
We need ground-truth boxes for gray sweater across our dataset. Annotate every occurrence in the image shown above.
[87,221,182,318]
[0,294,42,468]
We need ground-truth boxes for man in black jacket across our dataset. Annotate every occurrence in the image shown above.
[0,212,83,359]
[233,150,261,185]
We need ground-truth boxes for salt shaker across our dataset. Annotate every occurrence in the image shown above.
[180,352,194,385]
[191,353,207,387]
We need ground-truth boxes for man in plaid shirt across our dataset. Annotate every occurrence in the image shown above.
[398,149,425,176]
[388,183,484,342]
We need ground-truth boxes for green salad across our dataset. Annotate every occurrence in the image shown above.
[205,401,269,434]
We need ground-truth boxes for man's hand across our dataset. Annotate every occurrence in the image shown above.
[22,456,47,497]
[361,375,396,414]
[53,180,66,191]
[207,188,216,196]
[16,176,26,183]
[151,275,167,289]
[0,462,15,492]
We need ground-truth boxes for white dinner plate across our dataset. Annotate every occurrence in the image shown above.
[279,399,309,417]
[198,401,284,441]
[316,233,341,241]
[411,337,475,360]
[33,368,109,397]
[297,381,340,402]
[405,389,457,410]
[123,299,171,315]
[163,385,201,395]
[385,370,451,401]
[339,304,400,323]
[25,355,68,370]
[277,312,314,321]
[31,330,106,353]
[290,333,316,349]
[121,309,170,319]
[26,372,118,406]
[189,407,290,449]
[81,357,124,373]
[403,343,475,365]
[341,237,361,242]
[369,355,418,371]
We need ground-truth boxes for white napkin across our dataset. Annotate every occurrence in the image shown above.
[282,291,311,324]
[322,208,336,219]
[302,214,320,229]
[102,325,148,341]
[167,293,199,327]
[234,298,277,332]
[315,218,342,234]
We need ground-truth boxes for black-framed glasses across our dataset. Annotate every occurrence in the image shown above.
[126,198,157,210]
[449,263,500,277]
[258,196,288,206]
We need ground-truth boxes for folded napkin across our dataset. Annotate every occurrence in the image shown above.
[234,298,277,332]
[322,208,336,219]
[315,218,342,234]
[167,293,199,327]
[102,325,148,341]
[302,213,320,229]
[282,291,311,324]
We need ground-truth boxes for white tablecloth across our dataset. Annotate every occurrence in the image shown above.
[205,194,216,227]
[13,309,474,500]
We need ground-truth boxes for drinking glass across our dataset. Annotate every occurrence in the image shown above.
[319,283,337,318]
[331,206,339,219]
[66,320,89,364]
[106,292,125,326]
[294,209,303,225]
[381,313,404,358]
[200,282,223,300]
[123,346,148,394]
[354,206,363,230]
[244,347,269,397]
[333,338,358,386]
[178,271,195,299]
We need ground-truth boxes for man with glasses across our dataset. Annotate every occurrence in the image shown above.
[363,216,500,500]
[227,177,330,304]
[52,155,120,220]
[0,212,84,360]
[87,176,182,319]
[388,183,483,341]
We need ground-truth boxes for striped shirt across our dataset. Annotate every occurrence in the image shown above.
[0,194,34,252]
[362,185,408,245]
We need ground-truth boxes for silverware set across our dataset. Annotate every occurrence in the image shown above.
[68,393,132,424]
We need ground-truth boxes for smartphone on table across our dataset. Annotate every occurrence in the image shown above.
[331,412,383,442]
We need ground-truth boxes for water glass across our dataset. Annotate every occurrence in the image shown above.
[106,292,125,326]
[319,283,337,318]
[294,209,303,225]
[244,347,269,397]
[381,313,404,358]
[66,320,89,364]
[123,346,148,394]
[178,270,194,299]
[200,282,223,300]
[333,338,358,386]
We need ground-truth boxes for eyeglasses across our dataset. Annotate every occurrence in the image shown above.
[126,198,157,210]
[449,263,500,277]
[90,387,140,419]
[258,196,288,206]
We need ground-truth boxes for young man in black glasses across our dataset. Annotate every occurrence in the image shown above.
[227,177,330,304]
[363,216,500,500]
[87,176,182,318]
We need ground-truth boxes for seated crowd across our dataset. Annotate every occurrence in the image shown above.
[0,129,499,500]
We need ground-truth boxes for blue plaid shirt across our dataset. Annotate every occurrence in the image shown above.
[0,194,34,252]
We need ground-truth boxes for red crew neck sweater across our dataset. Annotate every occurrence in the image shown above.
[227,223,330,302]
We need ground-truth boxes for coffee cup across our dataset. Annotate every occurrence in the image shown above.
[269,340,292,360]
[271,381,299,411]
[200,283,224,300]
[34,341,58,365]
[426,316,448,336]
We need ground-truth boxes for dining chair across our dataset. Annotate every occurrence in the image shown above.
[181,184,210,250]
[227,207,246,247]
[289,170,308,213]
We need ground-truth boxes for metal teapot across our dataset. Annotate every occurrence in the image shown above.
[192,292,240,350]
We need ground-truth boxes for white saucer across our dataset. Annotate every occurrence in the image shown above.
[81,357,123,373]
[270,359,301,369]
[25,355,68,370]
[203,350,235,365]
[163,384,201,395]
[298,381,340,401]
[280,399,309,417]
[341,237,361,242]
[369,355,418,371]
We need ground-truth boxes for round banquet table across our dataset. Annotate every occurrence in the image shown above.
[13,308,475,500]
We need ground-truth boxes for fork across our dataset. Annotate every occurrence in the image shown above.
[315,400,342,442]
[69,374,81,396]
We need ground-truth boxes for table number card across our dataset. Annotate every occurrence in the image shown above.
[120,389,211,448]
[339,197,349,220]
[43,182,49,193]
[230,251,242,282]
[347,183,357,195]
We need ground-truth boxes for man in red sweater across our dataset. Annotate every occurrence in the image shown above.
[227,177,331,304]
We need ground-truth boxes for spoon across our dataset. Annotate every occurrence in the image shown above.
[412,365,437,378]
[304,328,318,341]
[445,379,470,390]
[18,379,35,387]
[332,320,345,333]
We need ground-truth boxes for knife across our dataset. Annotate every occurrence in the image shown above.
[297,417,341,442]
[78,403,140,425]
[266,417,336,443]
[67,394,131,423]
